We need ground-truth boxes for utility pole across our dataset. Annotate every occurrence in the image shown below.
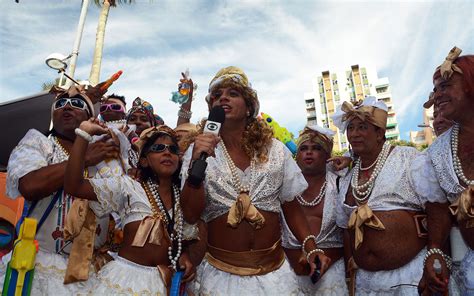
[64,0,90,87]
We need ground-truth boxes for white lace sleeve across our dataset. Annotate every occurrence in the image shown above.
[180,143,194,190]
[6,129,53,199]
[88,176,151,223]
[409,152,447,203]
[280,146,308,203]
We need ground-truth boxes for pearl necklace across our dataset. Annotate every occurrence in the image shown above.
[360,158,377,171]
[220,142,254,194]
[296,181,327,207]
[52,136,70,162]
[351,142,391,204]
[142,180,183,271]
[451,124,474,186]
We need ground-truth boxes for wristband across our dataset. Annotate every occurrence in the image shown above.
[75,128,93,142]
[306,248,324,263]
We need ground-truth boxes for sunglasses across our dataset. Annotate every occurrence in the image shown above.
[53,97,89,113]
[100,103,125,113]
[148,143,180,155]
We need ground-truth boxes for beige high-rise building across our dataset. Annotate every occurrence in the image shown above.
[304,64,400,152]
[409,106,435,146]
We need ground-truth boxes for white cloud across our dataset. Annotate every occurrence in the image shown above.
[1,0,473,139]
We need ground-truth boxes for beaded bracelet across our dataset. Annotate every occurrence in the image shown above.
[75,128,93,142]
[178,107,192,119]
[423,248,453,271]
[306,248,325,263]
[301,235,317,256]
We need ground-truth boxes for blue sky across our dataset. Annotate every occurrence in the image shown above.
[1,0,473,140]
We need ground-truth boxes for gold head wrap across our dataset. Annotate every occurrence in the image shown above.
[340,99,388,131]
[133,125,177,157]
[205,66,260,118]
[435,46,463,80]
[296,126,334,155]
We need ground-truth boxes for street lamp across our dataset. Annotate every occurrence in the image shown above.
[417,124,431,128]
[45,53,80,87]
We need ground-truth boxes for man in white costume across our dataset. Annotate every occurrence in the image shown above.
[180,66,330,296]
[2,85,117,294]
[332,96,428,295]
[281,125,348,295]
[413,47,474,296]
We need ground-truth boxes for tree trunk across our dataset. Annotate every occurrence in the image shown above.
[89,0,111,86]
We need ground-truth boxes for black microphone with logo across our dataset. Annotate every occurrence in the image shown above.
[187,106,226,187]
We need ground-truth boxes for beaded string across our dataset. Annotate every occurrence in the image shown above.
[451,123,474,186]
[296,181,327,207]
[351,142,391,204]
[220,142,254,194]
[142,180,183,271]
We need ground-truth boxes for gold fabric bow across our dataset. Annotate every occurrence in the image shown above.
[341,101,388,130]
[131,216,171,247]
[347,203,385,250]
[63,199,97,284]
[449,185,474,228]
[437,46,463,80]
[227,192,265,229]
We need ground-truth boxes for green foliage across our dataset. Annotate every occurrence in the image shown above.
[389,139,416,148]
[41,77,66,91]
[332,149,348,157]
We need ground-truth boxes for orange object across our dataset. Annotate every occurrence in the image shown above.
[0,172,24,227]
[100,70,123,91]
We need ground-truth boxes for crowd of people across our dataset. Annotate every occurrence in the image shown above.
[0,47,473,296]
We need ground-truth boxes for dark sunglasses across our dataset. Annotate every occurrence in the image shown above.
[53,97,89,113]
[148,143,180,155]
[100,103,125,113]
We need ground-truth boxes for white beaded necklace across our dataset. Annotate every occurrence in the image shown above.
[143,179,183,271]
[351,142,391,204]
[296,181,327,207]
[360,158,377,171]
[451,123,474,186]
[220,142,254,194]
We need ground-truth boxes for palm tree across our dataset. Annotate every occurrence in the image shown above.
[89,0,134,86]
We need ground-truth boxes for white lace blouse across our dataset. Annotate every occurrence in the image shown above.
[6,129,109,253]
[180,139,308,222]
[281,171,344,249]
[336,146,425,228]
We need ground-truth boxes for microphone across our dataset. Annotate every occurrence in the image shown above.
[187,106,225,186]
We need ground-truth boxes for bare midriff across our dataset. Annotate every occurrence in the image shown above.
[118,220,171,267]
[208,210,281,251]
[349,209,426,271]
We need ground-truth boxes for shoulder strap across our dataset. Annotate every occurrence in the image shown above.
[17,189,63,234]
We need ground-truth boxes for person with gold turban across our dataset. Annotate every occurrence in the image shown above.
[63,121,200,295]
[412,47,474,296]
[3,84,118,294]
[332,96,428,295]
[281,125,349,295]
[179,66,330,295]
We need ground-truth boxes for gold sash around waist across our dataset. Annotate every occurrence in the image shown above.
[206,239,285,276]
